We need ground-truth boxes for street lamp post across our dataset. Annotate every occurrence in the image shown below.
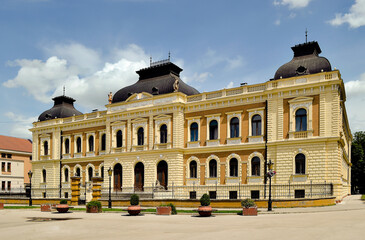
[28,170,33,206]
[267,160,275,211]
[108,167,113,208]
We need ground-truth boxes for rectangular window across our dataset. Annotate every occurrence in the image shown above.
[7,163,11,172]
[6,154,12,159]
[1,181,5,190]
[64,192,69,199]
[43,192,46,198]
[295,189,305,198]
[209,191,217,199]
[1,153,5,158]
[1,162,5,172]
[251,190,260,199]
[7,181,11,191]
[229,191,238,199]
[189,191,196,199]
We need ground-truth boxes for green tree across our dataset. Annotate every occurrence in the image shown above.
[351,131,365,193]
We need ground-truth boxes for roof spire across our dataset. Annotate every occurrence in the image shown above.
[150,56,152,66]
[168,51,171,61]
[305,28,308,43]
[63,86,65,96]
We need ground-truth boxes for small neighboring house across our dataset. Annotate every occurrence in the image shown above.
[0,135,32,192]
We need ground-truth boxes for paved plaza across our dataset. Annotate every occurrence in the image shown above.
[1,195,365,240]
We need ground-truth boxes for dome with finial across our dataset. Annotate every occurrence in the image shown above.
[38,95,83,121]
[112,57,199,103]
[273,41,332,80]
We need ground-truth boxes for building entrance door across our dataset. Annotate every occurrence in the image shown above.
[157,160,168,190]
[114,163,122,191]
[134,162,144,191]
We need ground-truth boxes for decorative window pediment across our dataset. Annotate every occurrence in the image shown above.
[125,92,153,102]
[288,97,313,139]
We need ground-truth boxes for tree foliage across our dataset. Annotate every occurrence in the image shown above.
[351,131,365,194]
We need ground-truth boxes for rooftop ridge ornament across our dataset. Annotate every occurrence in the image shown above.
[305,28,308,43]
[150,52,171,67]
[63,86,65,96]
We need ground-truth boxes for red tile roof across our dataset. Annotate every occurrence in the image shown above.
[0,135,32,153]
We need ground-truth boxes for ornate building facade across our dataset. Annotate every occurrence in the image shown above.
[30,41,351,202]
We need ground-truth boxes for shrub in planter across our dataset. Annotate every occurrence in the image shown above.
[86,200,102,213]
[198,194,212,217]
[156,204,172,215]
[241,198,257,216]
[56,199,70,213]
[127,194,141,216]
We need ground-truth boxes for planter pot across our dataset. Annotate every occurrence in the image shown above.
[87,206,101,213]
[56,204,70,213]
[127,205,141,216]
[0,203,4,209]
[41,204,52,212]
[156,206,171,215]
[242,207,258,216]
[198,206,212,217]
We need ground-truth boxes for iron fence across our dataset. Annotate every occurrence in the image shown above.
[100,182,333,200]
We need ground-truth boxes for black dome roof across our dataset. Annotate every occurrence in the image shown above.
[38,95,83,121]
[273,41,332,80]
[112,61,199,103]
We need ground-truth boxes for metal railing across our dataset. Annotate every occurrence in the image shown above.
[100,182,333,200]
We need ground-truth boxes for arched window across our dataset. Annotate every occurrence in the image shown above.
[116,130,123,148]
[88,136,94,152]
[65,139,70,154]
[160,124,167,144]
[42,169,47,182]
[43,141,48,155]
[229,158,238,177]
[190,122,198,142]
[101,134,106,151]
[64,168,69,182]
[230,117,239,138]
[295,108,307,132]
[75,167,81,177]
[88,167,93,182]
[76,137,82,153]
[209,159,217,178]
[209,120,218,140]
[137,127,144,146]
[252,115,262,136]
[251,157,260,176]
[189,161,197,178]
[295,153,306,174]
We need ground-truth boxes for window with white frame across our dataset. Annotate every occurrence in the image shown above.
[206,114,220,142]
[132,119,147,147]
[209,159,217,178]
[101,133,106,151]
[111,121,126,149]
[288,97,313,138]
[187,117,201,144]
[248,108,264,137]
[64,138,70,154]
[251,157,260,176]
[229,158,238,177]
[154,115,172,145]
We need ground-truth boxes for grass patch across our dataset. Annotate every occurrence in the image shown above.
[4,206,39,209]
[361,195,365,200]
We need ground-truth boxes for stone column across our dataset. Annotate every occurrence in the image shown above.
[71,176,81,206]
[91,177,103,201]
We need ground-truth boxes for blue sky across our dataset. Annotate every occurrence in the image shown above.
[0,0,364,138]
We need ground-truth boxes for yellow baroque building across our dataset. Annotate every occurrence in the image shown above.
[30,41,351,202]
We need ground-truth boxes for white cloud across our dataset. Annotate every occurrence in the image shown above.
[183,72,212,84]
[345,73,365,132]
[226,81,234,89]
[4,43,149,110]
[4,112,37,139]
[274,0,311,9]
[329,0,365,28]
[275,19,281,25]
